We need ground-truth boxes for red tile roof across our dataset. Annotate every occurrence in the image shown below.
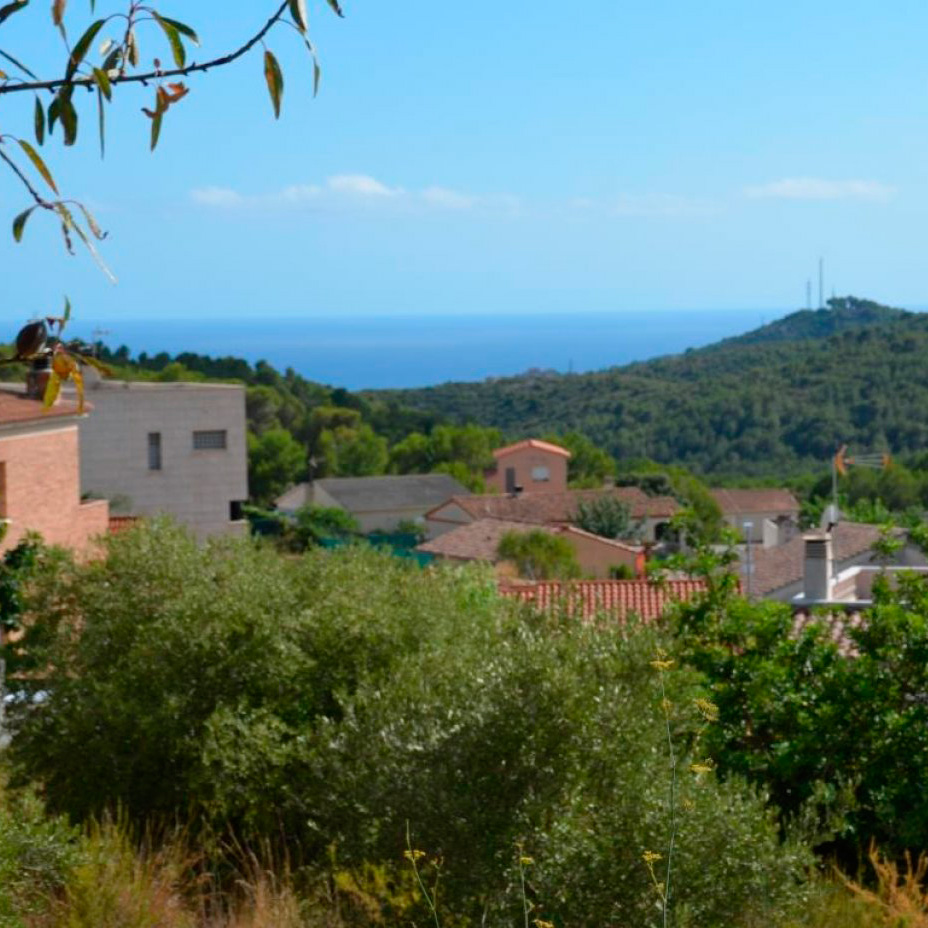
[0,387,84,428]
[418,519,643,562]
[499,578,707,623]
[427,487,678,525]
[747,522,884,597]
[108,516,140,535]
[711,487,800,516]
[493,439,572,459]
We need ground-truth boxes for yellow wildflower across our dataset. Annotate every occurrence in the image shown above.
[694,698,719,722]
[642,850,662,864]
[690,761,713,775]
[650,659,675,671]
[520,855,534,866]
[534,920,555,928]
[681,797,696,812]
[404,849,426,862]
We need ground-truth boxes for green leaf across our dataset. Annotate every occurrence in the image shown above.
[66,18,103,81]
[304,38,321,97]
[47,96,60,136]
[0,0,28,27]
[58,90,78,145]
[150,107,163,151]
[92,65,111,99]
[324,0,344,17]
[18,139,58,194]
[157,16,199,46]
[151,12,184,68]
[12,205,36,242]
[96,85,104,157]
[34,95,44,145]
[263,49,283,119]
[63,295,71,323]
[288,0,308,32]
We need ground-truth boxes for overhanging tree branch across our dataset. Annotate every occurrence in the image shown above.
[0,1,289,96]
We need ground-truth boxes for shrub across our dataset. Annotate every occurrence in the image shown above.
[0,781,77,928]
[9,520,813,925]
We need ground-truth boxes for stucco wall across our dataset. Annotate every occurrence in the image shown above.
[0,423,108,558]
[76,381,248,540]
[486,448,568,494]
[564,532,643,578]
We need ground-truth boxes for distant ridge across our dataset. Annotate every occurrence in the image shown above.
[371,296,928,477]
[714,296,912,348]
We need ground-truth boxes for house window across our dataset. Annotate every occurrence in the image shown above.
[531,466,550,482]
[193,430,227,451]
[147,433,162,470]
[229,500,244,522]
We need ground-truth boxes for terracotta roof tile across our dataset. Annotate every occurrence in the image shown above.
[499,578,707,623]
[711,487,800,515]
[108,516,140,534]
[418,519,644,562]
[493,439,572,459]
[428,487,678,525]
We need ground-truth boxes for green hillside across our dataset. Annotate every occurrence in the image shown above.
[371,297,928,477]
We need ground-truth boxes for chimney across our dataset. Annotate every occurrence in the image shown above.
[25,357,55,403]
[803,532,833,601]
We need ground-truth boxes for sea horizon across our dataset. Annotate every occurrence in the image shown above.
[69,308,794,390]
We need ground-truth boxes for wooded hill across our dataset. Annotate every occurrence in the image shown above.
[370,297,928,477]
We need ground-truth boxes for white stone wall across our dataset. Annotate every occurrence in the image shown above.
[76,380,248,539]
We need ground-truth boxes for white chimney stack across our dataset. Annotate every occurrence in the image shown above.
[803,532,834,601]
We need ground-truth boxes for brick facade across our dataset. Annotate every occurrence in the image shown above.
[0,393,108,558]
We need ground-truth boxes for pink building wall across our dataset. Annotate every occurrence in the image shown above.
[0,424,109,559]
[486,445,569,495]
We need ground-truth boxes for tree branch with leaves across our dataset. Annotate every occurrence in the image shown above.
[0,0,342,406]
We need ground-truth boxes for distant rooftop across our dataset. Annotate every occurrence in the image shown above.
[493,439,572,460]
[279,473,469,513]
[500,578,707,623]
[0,384,85,429]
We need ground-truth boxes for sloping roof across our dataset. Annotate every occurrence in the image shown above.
[427,487,678,524]
[711,487,800,515]
[309,473,469,513]
[418,519,643,563]
[276,482,311,511]
[499,579,707,622]
[748,522,884,596]
[493,439,572,460]
[0,386,84,429]
[418,519,552,561]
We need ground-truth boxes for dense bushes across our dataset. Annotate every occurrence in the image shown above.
[674,566,928,858]
[5,521,811,925]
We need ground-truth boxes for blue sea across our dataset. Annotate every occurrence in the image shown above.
[71,310,773,390]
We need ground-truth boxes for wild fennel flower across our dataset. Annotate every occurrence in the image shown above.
[690,761,713,775]
[520,855,534,865]
[404,848,426,862]
[694,697,719,722]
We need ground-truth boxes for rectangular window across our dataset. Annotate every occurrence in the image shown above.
[147,433,162,471]
[193,430,227,451]
[229,500,244,522]
[531,466,550,482]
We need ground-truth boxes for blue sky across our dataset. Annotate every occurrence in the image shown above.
[3,0,928,323]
